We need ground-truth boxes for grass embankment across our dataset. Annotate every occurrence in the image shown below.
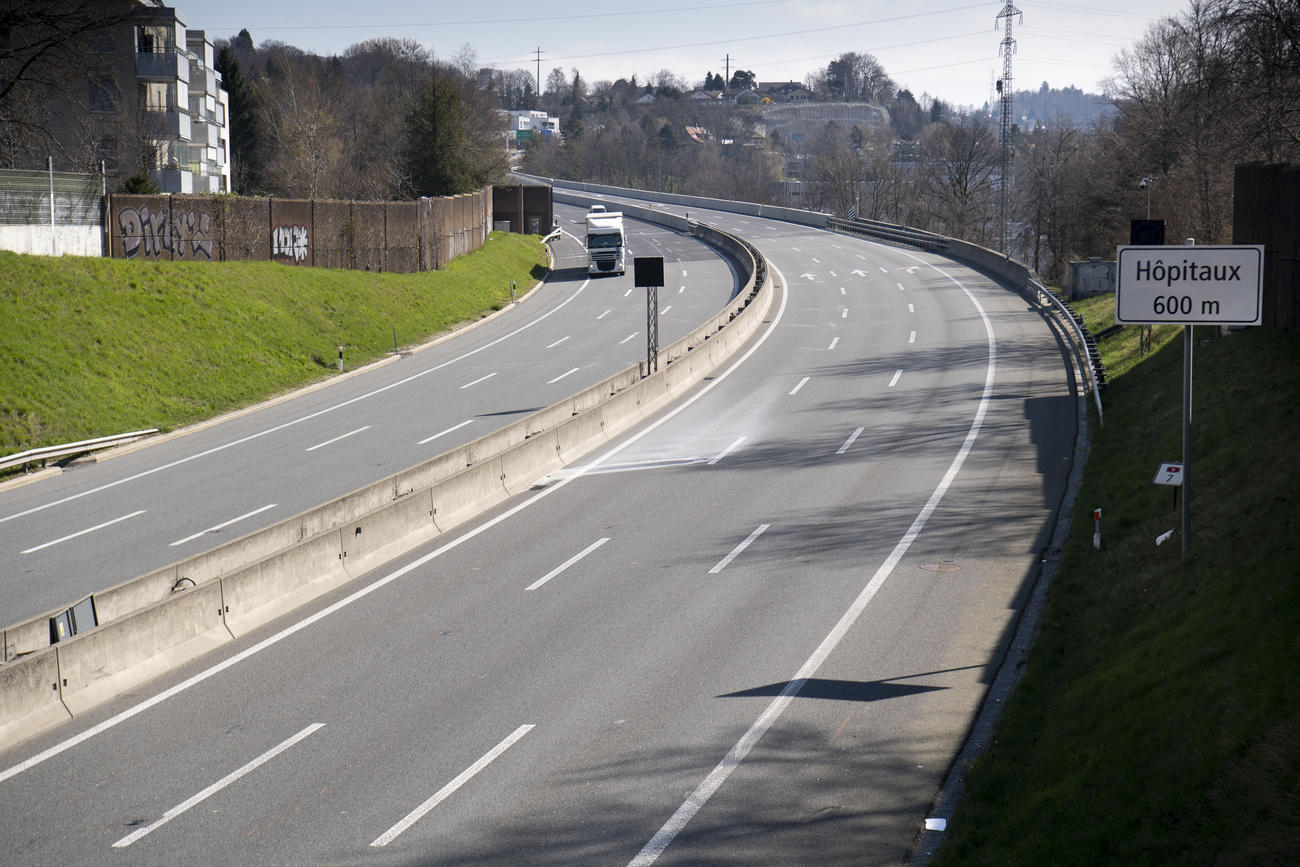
[934,296,1299,865]
[0,233,546,455]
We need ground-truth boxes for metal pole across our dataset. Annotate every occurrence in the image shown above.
[1182,237,1194,554]
[1182,323,1192,554]
[48,156,56,256]
[646,285,659,375]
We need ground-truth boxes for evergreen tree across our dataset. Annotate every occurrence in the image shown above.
[215,46,264,194]
[404,70,471,196]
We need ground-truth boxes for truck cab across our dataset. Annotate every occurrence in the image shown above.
[585,206,626,276]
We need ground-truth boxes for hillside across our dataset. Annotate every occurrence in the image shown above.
[933,304,1299,864]
[0,233,546,456]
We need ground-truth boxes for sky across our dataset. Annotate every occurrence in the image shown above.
[177,0,1194,109]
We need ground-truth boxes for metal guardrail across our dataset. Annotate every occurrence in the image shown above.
[1030,280,1107,424]
[827,216,949,253]
[0,429,159,473]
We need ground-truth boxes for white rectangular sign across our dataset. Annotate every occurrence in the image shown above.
[1116,245,1264,325]
[1153,462,1184,486]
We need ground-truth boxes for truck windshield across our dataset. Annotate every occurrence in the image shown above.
[587,234,623,249]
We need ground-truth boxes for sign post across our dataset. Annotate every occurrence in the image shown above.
[1116,242,1264,554]
[634,256,665,376]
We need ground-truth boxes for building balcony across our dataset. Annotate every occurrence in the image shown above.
[190,67,218,97]
[191,118,219,148]
[157,167,193,194]
[145,108,192,141]
[136,50,190,83]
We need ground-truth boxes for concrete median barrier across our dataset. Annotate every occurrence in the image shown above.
[220,531,347,637]
[500,430,563,496]
[0,649,69,752]
[340,490,437,578]
[56,581,230,716]
[428,457,509,532]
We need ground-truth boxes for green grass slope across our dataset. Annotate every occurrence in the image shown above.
[933,299,1299,864]
[0,233,546,454]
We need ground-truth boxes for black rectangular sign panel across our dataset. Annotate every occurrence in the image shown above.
[634,256,665,288]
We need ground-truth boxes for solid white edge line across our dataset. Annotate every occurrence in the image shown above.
[708,524,770,575]
[889,369,903,388]
[417,419,474,446]
[526,538,609,591]
[836,427,864,455]
[170,503,278,547]
[788,376,809,396]
[370,724,535,848]
[707,436,746,466]
[628,252,997,867]
[305,425,371,452]
[112,723,325,848]
[1,278,594,528]
[0,262,790,789]
[22,510,147,554]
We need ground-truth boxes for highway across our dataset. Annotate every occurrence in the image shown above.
[0,205,737,625]
[0,199,1077,864]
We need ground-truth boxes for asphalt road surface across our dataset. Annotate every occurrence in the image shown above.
[0,201,1077,865]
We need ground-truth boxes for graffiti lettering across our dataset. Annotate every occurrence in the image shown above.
[272,224,309,264]
[117,205,214,260]
[172,210,214,260]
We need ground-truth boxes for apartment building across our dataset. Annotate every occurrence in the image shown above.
[6,1,231,194]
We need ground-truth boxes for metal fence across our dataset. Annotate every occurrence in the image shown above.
[0,166,102,227]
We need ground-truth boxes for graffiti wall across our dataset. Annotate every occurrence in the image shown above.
[105,189,495,273]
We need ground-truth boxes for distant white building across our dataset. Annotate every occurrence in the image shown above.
[501,110,561,146]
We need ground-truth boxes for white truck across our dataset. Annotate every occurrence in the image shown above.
[584,205,626,276]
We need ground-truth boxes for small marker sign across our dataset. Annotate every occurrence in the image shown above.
[1153,462,1184,486]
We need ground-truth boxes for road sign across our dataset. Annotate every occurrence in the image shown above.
[1153,462,1183,486]
[1115,245,1264,325]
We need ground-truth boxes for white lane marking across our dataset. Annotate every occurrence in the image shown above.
[597,309,611,320]
[908,303,916,313]
[548,367,581,385]
[889,370,903,388]
[811,257,821,264]
[619,332,639,345]
[708,436,746,466]
[909,330,917,344]
[459,372,497,390]
[629,250,997,867]
[827,336,840,350]
[660,305,672,315]
[836,427,864,455]
[682,269,688,276]
[856,254,866,260]
[879,266,889,273]
[898,282,906,292]
[788,376,810,396]
[828,270,838,278]
[624,288,633,297]
[370,725,535,847]
[791,246,801,252]
[170,504,278,547]
[0,278,595,529]
[305,425,370,452]
[0,263,792,789]
[841,308,848,319]
[546,336,570,349]
[527,537,609,591]
[840,287,846,295]
[22,510,146,554]
[113,723,325,848]
[679,285,686,294]
[417,419,473,445]
[708,524,770,574]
